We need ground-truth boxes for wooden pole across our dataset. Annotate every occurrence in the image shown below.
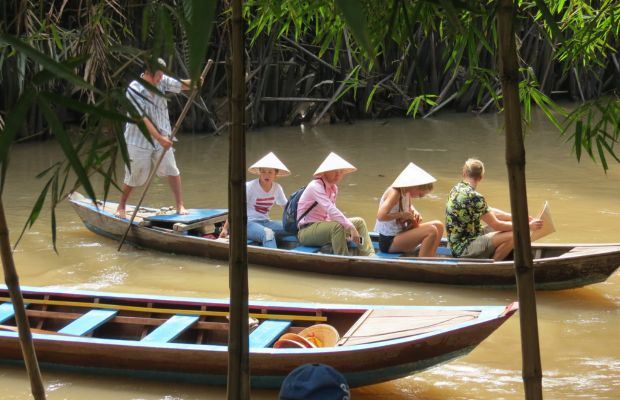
[0,198,46,399]
[118,59,214,251]
[227,0,249,398]
[497,1,543,398]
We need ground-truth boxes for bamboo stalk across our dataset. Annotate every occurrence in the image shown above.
[497,1,543,399]
[227,0,249,398]
[0,199,46,399]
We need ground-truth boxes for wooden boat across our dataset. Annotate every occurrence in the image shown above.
[0,285,518,388]
[68,192,620,290]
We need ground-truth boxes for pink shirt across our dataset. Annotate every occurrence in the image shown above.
[297,178,354,230]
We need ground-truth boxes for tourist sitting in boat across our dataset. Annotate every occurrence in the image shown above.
[445,158,543,261]
[375,163,444,257]
[296,152,375,256]
[219,152,290,248]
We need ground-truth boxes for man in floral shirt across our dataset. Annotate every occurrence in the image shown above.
[445,158,543,260]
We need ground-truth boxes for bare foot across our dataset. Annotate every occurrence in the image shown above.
[114,208,126,219]
[177,205,189,215]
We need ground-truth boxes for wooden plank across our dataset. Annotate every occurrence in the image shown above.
[173,216,227,232]
[144,209,227,225]
[141,315,199,343]
[339,309,480,346]
[57,309,118,336]
[249,320,292,348]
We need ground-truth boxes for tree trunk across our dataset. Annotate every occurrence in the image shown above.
[497,1,543,399]
[226,0,250,398]
[0,198,47,399]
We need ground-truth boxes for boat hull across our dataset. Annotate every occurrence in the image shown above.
[70,193,620,290]
[0,286,516,388]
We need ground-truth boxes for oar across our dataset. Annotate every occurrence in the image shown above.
[0,296,328,322]
[118,59,214,251]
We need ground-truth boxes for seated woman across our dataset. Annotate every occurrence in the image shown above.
[296,152,375,256]
[219,152,289,248]
[375,163,444,257]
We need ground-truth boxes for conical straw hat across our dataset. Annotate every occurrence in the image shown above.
[299,324,340,347]
[391,162,436,188]
[248,152,291,177]
[313,152,357,177]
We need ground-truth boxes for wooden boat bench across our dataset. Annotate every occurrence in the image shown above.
[142,209,228,235]
[141,315,200,343]
[249,320,292,348]
[58,309,118,336]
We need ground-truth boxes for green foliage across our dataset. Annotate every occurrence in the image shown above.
[0,0,215,249]
[562,96,620,172]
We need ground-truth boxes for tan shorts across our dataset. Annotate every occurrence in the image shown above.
[123,144,180,187]
[462,229,496,259]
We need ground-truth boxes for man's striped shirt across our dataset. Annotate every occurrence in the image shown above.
[124,74,182,149]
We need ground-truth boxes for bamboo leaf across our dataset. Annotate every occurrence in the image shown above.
[365,83,380,112]
[37,97,97,203]
[14,177,52,249]
[533,0,563,42]
[575,120,582,161]
[334,0,375,58]
[596,137,609,172]
[182,0,217,83]
[0,34,99,93]
[0,88,35,194]
[40,92,132,123]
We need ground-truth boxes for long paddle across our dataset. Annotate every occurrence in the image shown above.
[118,59,214,251]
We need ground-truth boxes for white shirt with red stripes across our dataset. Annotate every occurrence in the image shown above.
[246,179,287,221]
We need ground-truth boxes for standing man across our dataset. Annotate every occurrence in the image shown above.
[116,58,195,219]
[445,158,543,261]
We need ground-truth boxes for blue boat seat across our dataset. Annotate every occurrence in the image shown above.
[376,251,403,258]
[291,246,321,253]
[0,302,21,324]
[436,247,452,256]
[249,320,292,348]
[58,309,118,336]
[278,235,298,244]
[141,315,199,343]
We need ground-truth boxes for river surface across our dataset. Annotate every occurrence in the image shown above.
[1,112,619,399]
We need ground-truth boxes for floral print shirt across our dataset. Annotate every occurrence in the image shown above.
[445,181,489,257]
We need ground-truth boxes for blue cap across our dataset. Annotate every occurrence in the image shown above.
[279,363,350,400]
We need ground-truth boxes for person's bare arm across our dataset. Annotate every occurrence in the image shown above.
[489,207,512,221]
[180,78,203,91]
[377,188,414,222]
[143,117,172,149]
[481,211,512,232]
[219,219,229,238]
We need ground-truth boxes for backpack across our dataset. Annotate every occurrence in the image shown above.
[282,179,324,234]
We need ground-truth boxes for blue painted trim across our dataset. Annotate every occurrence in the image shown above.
[376,252,403,258]
[290,246,320,253]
